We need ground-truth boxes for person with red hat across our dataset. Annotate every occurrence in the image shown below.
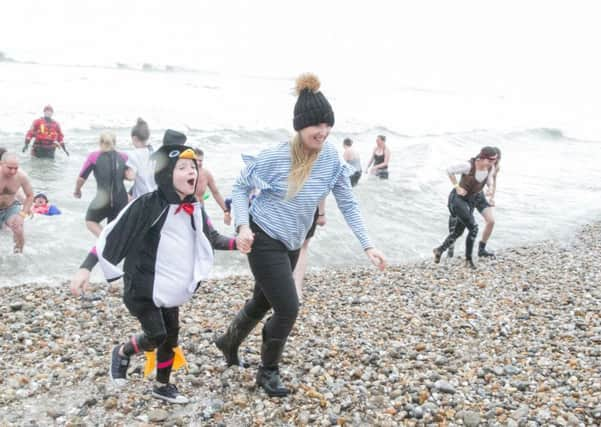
[23,105,66,158]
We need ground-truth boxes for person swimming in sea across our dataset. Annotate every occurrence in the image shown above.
[32,193,61,215]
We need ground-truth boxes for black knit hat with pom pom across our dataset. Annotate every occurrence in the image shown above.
[293,73,335,131]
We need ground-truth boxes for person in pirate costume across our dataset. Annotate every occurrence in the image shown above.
[96,140,242,404]
[446,146,501,259]
[433,146,498,269]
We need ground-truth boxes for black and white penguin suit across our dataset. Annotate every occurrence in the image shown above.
[96,144,236,382]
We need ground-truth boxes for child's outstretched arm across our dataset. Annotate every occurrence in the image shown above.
[201,206,237,251]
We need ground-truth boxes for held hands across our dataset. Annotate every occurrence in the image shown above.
[365,248,387,271]
[236,225,255,254]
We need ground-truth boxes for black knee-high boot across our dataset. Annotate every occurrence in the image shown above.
[478,241,495,258]
[433,234,458,263]
[215,308,262,367]
[256,323,289,397]
[465,229,478,269]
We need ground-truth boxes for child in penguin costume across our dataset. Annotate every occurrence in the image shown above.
[96,142,241,404]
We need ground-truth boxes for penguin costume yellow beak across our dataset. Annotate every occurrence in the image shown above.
[179,149,196,160]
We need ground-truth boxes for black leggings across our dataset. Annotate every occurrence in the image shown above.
[242,221,300,341]
[439,190,479,259]
[122,299,179,384]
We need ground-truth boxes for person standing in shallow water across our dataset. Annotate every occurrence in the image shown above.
[342,138,362,186]
[433,146,498,269]
[447,146,501,259]
[0,152,34,253]
[69,133,133,296]
[215,73,386,397]
[366,135,390,179]
[23,105,66,158]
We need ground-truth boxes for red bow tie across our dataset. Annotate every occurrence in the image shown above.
[175,202,194,216]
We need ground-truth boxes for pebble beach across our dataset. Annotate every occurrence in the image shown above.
[1,223,601,426]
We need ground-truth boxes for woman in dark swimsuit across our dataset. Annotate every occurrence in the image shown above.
[71,133,134,297]
[366,135,391,179]
[74,133,133,236]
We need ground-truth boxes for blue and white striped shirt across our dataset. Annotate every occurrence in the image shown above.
[232,141,373,251]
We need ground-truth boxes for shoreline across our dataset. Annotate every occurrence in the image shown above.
[1,223,601,425]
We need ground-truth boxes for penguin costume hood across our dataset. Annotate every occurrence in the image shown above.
[95,138,237,308]
[152,144,198,204]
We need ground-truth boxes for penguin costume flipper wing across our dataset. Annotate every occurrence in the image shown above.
[96,193,166,281]
[201,206,237,251]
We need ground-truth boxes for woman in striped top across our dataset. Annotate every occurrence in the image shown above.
[215,73,387,397]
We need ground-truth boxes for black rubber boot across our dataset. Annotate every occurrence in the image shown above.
[433,247,443,264]
[478,241,495,258]
[465,258,477,269]
[214,309,261,368]
[256,327,289,397]
[447,245,455,258]
[256,365,289,397]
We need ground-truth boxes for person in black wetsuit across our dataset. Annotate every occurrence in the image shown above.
[433,146,498,269]
[74,132,133,236]
[70,133,133,295]
[366,135,390,179]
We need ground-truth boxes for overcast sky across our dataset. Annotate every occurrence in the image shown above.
[2,1,599,97]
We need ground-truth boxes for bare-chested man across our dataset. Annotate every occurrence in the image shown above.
[0,152,34,253]
[194,148,231,225]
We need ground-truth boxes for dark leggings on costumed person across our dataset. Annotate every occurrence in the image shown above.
[79,207,124,271]
[438,189,479,260]
[447,191,493,257]
[119,294,180,384]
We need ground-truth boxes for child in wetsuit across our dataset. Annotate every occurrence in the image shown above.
[97,144,242,403]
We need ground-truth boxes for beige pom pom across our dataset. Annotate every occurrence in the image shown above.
[295,73,321,95]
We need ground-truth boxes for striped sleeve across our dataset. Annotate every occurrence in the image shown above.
[331,162,373,250]
[232,153,273,229]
